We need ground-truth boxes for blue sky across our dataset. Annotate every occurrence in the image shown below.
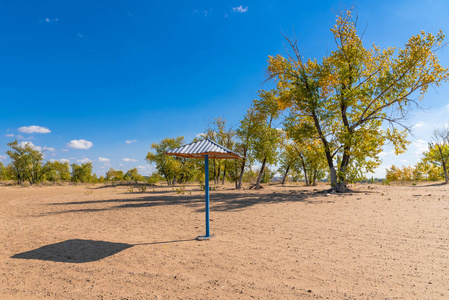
[0,0,448,177]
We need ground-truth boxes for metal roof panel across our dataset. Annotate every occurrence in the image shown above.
[166,138,243,159]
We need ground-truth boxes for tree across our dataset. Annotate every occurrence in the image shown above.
[251,90,282,189]
[268,10,449,192]
[297,140,328,186]
[45,161,71,183]
[205,117,228,185]
[423,127,449,183]
[106,168,124,182]
[0,162,7,180]
[6,140,47,184]
[146,137,184,186]
[125,168,144,183]
[71,163,93,183]
[385,165,424,182]
[416,160,442,181]
[277,136,301,184]
[235,108,257,189]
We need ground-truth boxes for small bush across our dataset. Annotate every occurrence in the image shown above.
[172,185,186,195]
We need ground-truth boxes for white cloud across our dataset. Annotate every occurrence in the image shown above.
[413,121,426,128]
[67,139,93,149]
[137,164,155,175]
[125,139,137,144]
[98,157,110,162]
[232,5,248,13]
[77,33,84,38]
[18,125,51,134]
[59,158,70,163]
[77,158,92,163]
[413,139,428,155]
[18,141,42,151]
[378,150,394,157]
[44,18,58,23]
[196,132,206,138]
[0,155,6,161]
[62,149,69,152]
[122,158,137,162]
[43,146,55,152]
[5,133,14,137]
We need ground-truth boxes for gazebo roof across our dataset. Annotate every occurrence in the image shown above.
[166,138,243,159]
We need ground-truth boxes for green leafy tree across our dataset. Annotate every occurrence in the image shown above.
[278,139,299,185]
[106,168,125,182]
[260,167,275,183]
[0,162,7,180]
[146,137,184,186]
[6,140,47,184]
[147,172,163,184]
[44,161,71,183]
[205,117,228,184]
[71,163,93,183]
[251,90,282,189]
[424,127,449,183]
[268,10,449,192]
[125,168,145,183]
[235,108,257,189]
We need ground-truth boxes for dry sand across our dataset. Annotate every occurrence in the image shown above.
[0,182,448,299]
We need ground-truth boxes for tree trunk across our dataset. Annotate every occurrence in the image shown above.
[237,159,246,189]
[335,146,351,192]
[255,157,267,189]
[222,165,227,185]
[213,159,217,184]
[330,167,337,188]
[443,162,448,184]
[312,169,317,186]
[299,153,309,186]
[216,162,220,184]
[281,164,291,185]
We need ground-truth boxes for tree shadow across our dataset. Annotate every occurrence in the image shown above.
[11,238,196,263]
[412,182,448,188]
[41,190,327,217]
[91,182,157,189]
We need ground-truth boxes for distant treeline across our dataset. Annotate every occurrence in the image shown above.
[0,140,163,185]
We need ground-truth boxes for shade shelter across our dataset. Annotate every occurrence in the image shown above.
[166,138,243,240]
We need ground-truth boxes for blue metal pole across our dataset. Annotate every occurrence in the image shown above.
[205,154,210,238]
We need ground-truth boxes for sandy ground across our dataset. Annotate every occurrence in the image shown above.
[0,182,448,299]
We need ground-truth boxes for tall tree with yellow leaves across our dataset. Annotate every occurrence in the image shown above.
[268,10,448,192]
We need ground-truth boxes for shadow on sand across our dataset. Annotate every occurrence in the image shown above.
[41,190,328,217]
[11,238,195,263]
